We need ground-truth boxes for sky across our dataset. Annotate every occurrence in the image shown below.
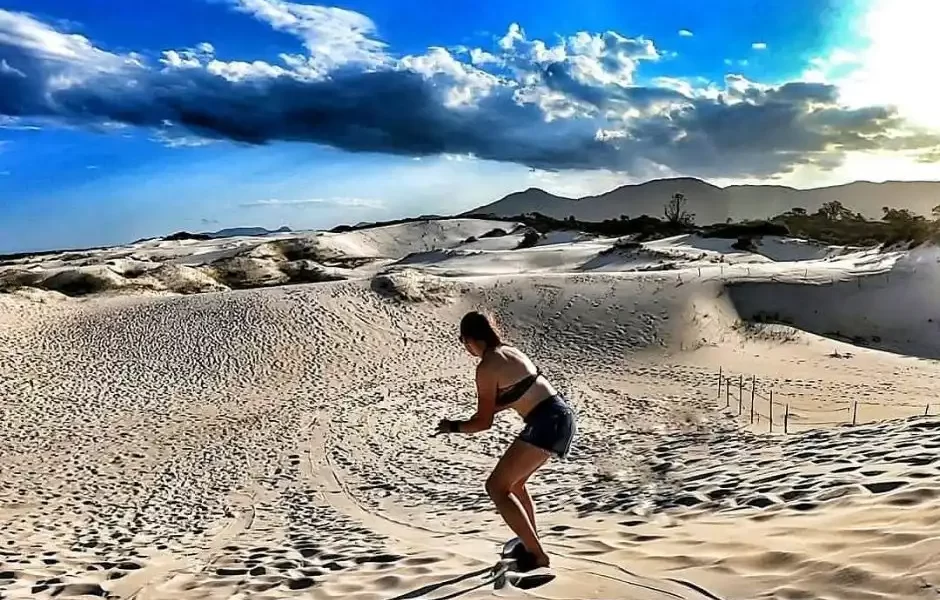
[1,0,939,252]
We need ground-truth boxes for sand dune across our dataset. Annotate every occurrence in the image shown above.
[315,219,517,259]
[645,233,857,263]
[0,219,520,298]
[2,218,939,599]
[0,218,900,299]
[728,246,940,358]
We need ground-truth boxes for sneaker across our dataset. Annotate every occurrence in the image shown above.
[508,544,522,558]
[510,544,541,572]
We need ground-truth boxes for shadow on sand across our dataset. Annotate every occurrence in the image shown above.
[386,563,556,600]
[386,565,494,600]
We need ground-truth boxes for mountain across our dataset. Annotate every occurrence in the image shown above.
[470,188,576,218]
[464,178,940,224]
[204,226,292,239]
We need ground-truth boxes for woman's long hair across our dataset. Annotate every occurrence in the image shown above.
[459,310,502,348]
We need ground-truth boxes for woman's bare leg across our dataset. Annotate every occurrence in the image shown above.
[486,439,550,567]
[512,482,537,536]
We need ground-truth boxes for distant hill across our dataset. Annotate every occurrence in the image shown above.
[330,214,449,233]
[464,178,940,224]
[204,226,292,239]
[164,231,211,241]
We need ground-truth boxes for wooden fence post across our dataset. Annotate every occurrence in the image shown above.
[738,375,743,416]
[718,367,722,398]
[750,376,756,424]
[726,379,730,409]
[784,404,789,434]
[852,401,858,425]
[925,404,930,417]
[769,390,773,432]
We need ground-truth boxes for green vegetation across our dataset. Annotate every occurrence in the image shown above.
[664,192,695,226]
[515,228,542,249]
[768,201,940,248]
[508,212,695,240]
[476,197,940,249]
[700,200,940,248]
[700,221,790,239]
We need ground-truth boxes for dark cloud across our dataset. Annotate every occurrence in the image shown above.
[540,61,686,111]
[0,50,49,117]
[766,81,840,105]
[1,8,938,179]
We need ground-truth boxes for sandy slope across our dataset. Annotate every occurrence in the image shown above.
[2,219,940,599]
[727,246,940,359]
[0,219,519,297]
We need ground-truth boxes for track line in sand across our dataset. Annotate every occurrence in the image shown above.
[200,490,258,569]
[298,370,730,600]
[383,566,497,600]
[114,489,259,600]
[294,371,728,600]
[303,418,719,600]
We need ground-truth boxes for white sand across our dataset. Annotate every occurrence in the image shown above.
[1,219,939,599]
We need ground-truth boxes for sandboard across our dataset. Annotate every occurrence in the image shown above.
[491,538,556,590]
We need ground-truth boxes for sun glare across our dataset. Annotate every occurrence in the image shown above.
[837,0,940,131]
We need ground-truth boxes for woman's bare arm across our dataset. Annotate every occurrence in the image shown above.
[456,362,498,433]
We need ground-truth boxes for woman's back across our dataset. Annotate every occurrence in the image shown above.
[484,345,557,415]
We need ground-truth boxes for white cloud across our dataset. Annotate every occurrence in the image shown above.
[0,116,41,131]
[498,22,525,50]
[151,128,217,148]
[0,9,131,75]
[469,47,500,65]
[160,50,200,69]
[159,41,288,81]
[0,10,103,63]
[206,58,287,80]
[400,47,499,107]
[0,58,24,77]
[228,0,389,75]
[678,29,694,37]
[651,76,698,98]
[802,49,858,83]
[751,42,767,50]
[240,197,384,209]
[442,153,477,162]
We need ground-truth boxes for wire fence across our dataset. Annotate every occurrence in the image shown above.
[672,259,898,286]
[715,366,933,434]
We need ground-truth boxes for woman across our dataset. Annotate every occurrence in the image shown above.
[436,310,576,571]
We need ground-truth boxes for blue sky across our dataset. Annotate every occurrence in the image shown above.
[1,0,938,252]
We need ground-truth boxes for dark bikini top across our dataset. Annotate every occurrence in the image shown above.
[495,368,542,407]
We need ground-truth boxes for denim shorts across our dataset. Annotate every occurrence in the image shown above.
[518,394,576,459]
